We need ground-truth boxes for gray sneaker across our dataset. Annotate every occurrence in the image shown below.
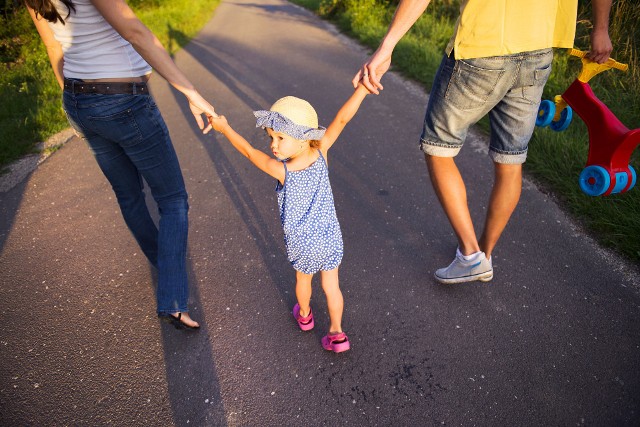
[434,251,493,284]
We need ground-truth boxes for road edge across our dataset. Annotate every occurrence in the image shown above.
[0,128,76,193]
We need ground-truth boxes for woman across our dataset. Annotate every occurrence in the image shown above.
[27,0,218,329]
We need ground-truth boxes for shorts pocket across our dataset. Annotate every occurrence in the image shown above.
[523,63,552,104]
[445,59,505,111]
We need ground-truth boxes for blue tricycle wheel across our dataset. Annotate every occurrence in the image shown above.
[628,165,637,191]
[611,165,638,194]
[579,165,611,196]
[550,106,573,132]
[536,100,555,127]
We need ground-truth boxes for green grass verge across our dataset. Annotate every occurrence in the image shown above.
[294,0,640,262]
[0,0,220,171]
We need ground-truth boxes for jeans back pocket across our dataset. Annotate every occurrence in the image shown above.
[83,95,146,146]
[445,59,505,111]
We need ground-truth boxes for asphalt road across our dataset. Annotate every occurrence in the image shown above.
[1,0,639,425]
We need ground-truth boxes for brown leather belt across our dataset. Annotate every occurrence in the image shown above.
[64,78,148,95]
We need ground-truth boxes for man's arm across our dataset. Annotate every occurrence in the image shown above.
[587,0,613,64]
[320,84,370,154]
[28,7,64,89]
[353,0,431,94]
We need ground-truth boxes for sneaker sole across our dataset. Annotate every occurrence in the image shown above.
[434,271,493,284]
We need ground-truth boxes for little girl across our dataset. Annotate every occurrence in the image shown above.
[211,84,370,353]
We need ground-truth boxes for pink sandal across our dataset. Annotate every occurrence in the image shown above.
[292,303,314,331]
[321,332,350,353]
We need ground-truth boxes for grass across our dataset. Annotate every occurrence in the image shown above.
[0,0,220,171]
[293,0,640,262]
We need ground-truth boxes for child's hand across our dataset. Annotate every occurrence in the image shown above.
[210,115,230,134]
[357,81,375,95]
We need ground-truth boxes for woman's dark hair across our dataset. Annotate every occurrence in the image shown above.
[24,0,75,24]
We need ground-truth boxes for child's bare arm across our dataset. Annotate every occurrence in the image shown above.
[320,84,371,153]
[211,116,285,182]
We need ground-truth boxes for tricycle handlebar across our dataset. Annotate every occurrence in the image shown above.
[568,49,628,83]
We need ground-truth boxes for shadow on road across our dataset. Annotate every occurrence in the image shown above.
[161,21,438,338]
[157,261,227,426]
[0,178,30,254]
[161,28,301,303]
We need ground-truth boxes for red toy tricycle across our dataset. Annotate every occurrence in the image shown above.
[536,49,639,196]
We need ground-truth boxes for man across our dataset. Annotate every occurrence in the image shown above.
[354,0,612,283]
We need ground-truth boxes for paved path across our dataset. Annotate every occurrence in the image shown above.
[1,1,639,425]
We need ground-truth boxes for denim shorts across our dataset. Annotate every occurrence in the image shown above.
[420,48,553,164]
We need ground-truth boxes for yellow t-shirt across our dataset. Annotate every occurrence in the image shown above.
[446,0,578,59]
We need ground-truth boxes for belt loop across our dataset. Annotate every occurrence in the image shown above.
[132,83,137,95]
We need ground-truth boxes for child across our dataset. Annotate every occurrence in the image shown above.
[211,84,370,353]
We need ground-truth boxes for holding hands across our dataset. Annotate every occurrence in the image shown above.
[209,115,230,134]
[352,45,392,95]
[184,89,219,134]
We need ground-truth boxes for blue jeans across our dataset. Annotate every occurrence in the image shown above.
[420,48,553,164]
[63,91,190,315]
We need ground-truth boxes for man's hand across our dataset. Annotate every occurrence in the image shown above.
[587,28,613,64]
[353,46,392,95]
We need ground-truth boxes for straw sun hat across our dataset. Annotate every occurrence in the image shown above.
[254,96,326,141]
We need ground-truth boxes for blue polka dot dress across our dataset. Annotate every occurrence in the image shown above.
[276,150,343,274]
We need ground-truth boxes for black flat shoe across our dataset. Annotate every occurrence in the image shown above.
[158,313,200,330]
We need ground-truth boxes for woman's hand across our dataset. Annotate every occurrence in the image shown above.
[185,90,218,134]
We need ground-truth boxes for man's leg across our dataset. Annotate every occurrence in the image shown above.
[420,53,515,283]
[481,49,554,259]
[479,163,522,259]
[424,154,480,256]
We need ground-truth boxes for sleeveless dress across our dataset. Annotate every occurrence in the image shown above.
[276,151,343,274]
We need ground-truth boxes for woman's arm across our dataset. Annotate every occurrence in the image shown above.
[90,0,217,133]
[320,84,370,155]
[211,116,285,182]
[27,6,64,89]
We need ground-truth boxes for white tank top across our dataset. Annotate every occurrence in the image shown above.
[47,0,152,79]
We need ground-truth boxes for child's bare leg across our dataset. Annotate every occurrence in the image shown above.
[320,267,343,333]
[295,270,313,317]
